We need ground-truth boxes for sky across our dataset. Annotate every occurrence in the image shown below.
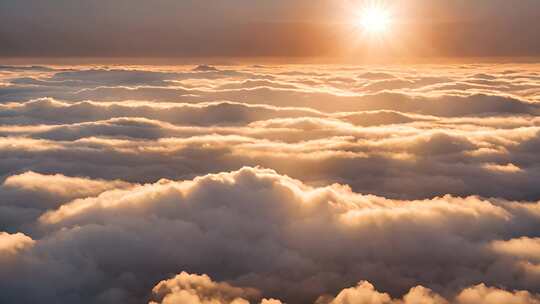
[1,0,540,59]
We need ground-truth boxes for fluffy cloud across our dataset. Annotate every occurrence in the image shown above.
[491,238,540,262]
[318,281,540,304]
[0,171,132,231]
[321,281,395,304]
[0,231,34,255]
[3,171,132,203]
[150,272,261,304]
[150,273,540,304]
[456,284,540,304]
[0,167,538,303]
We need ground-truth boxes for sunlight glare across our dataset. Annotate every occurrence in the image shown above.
[358,6,392,35]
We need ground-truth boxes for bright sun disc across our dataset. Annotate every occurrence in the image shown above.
[359,7,392,34]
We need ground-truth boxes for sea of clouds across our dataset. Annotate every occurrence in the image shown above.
[1,63,540,303]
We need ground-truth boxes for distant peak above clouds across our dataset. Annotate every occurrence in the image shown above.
[193,65,220,72]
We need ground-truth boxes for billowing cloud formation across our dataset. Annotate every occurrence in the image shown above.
[0,171,132,231]
[320,280,540,304]
[0,64,540,303]
[0,167,540,303]
[0,231,34,255]
[319,281,448,304]
[150,272,540,304]
[3,171,132,202]
[150,272,261,304]
[456,284,540,304]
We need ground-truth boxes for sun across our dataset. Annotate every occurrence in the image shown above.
[357,6,392,35]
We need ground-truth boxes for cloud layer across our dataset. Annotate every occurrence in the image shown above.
[0,63,539,303]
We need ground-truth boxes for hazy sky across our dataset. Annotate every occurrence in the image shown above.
[1,0,540,58]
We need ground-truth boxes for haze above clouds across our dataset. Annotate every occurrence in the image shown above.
[1,0,540,58]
